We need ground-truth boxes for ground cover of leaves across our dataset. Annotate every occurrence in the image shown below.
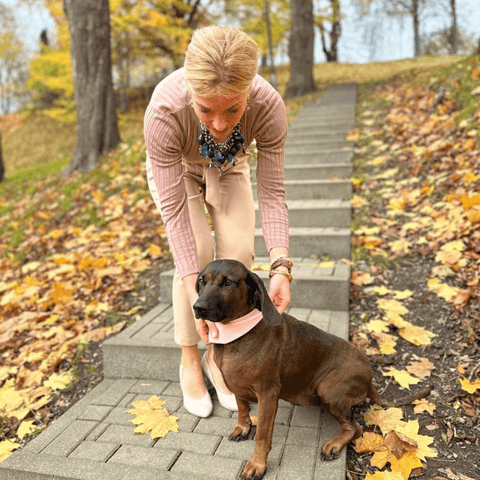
[346,55,480,480]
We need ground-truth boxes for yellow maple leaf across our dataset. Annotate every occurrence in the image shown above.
[377,299,409,317]
[17,420,36,439]
[0,439,21,463]
[127,395,178,439]
[413,398,436,415]
[251,264,270,272]
[406,356,435,379]
[351,195,368,209]
[353,431,385,453]
[364,406,405,435]
[383,367,421,389]
[392,290,413,300]
[459,377,480,394]
[399,324,437,346]
[44,372,72,392]
[389,238,411,254]
[371,332,398,355]
[364,319,390,333]
[312,261,335,269]
[365,472,405,480]
[372,286,392,296]
[395,419,437,461]
[371,448,423,479]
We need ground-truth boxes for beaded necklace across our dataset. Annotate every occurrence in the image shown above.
[197,121,246,173]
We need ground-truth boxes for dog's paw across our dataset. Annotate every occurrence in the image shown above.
[240,460,267,480]
[320,441,341,461]
[228,423,255,442]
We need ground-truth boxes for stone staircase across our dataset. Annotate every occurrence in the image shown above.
[0,84,357,480]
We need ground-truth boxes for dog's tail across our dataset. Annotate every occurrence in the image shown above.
[369,383,433,408]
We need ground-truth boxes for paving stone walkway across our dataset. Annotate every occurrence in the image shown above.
[0,83,357,480]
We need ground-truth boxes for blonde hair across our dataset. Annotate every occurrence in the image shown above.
[184,26,259,97]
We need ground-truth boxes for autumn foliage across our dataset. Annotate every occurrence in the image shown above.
[349,55,480,479]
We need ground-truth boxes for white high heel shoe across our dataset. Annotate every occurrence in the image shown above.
[179,364,213,418]
[201,353,238,411]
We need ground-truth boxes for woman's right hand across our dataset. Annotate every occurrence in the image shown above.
[183,273,218,344]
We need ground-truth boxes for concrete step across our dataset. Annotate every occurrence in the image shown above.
[284,149,353,165]
[286,129,350,140]
[255,199,351,228]
[289,120,355,131]
[254,227,351,259]
[251,163,353,181]
[285,135,349,148]
[284,142,353,154]
[156,256,349,331]
[253,179,352,200]
[103,299,349,381]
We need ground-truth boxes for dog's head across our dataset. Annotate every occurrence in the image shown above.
[193,259,283,326]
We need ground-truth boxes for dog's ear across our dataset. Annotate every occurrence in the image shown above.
[195,272,203,294]
[246,270,283,327]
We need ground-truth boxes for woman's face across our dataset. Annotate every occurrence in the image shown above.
[191,91,249,141]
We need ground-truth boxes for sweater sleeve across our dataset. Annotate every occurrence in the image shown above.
[255,89,289,253]
[144,101,199,279]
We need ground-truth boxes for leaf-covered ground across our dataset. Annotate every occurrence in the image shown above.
[346,55,480,480]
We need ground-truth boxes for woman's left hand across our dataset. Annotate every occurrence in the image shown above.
[268,273,291,314]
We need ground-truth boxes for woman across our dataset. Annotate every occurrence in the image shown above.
[144,25,293,418]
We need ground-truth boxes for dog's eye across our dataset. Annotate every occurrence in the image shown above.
[198,278,205,287]
[224,279,234,286]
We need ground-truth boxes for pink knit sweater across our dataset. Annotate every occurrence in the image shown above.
[144,68,289,278]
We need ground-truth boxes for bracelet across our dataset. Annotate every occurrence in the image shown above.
[270,258,294,273]
[268,269,293,283]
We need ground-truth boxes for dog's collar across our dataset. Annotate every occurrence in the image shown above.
[208,309,263,344]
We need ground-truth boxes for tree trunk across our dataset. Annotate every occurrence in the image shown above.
[284,0,316,99]
[63,0,121,177]
[412,0,420,56]
[0,132,5,183]
[318,0,341,62]
[450,0,457,53]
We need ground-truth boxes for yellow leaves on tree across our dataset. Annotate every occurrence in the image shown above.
[127,396,179,439]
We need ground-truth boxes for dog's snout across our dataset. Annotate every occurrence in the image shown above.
[193,300,207,319]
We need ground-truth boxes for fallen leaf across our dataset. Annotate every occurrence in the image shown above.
[0,439,21,462]
[383,367,421,389]
[127,395,178,439]
[406,356,435,379]
[459,377,480,394]
[413,398,436,415]
[364,406,405,435]
[399,324,437,346]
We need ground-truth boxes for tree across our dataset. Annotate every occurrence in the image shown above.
[449,0,457,53]
[0,5,29,115]
[284,0,316,99]
[420,26,476,55]
[353,0,436,57]
[223,0,290,83]
[315,0,342,62]
[62,0,121,176]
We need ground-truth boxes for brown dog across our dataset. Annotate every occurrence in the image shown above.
[193,259,383,480]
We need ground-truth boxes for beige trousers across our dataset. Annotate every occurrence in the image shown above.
[146,156,255,346]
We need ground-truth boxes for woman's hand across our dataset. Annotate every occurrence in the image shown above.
[183,273,219,344]
[268,272,291,314]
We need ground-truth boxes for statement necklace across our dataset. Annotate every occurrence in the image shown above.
[197,121,246,173]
